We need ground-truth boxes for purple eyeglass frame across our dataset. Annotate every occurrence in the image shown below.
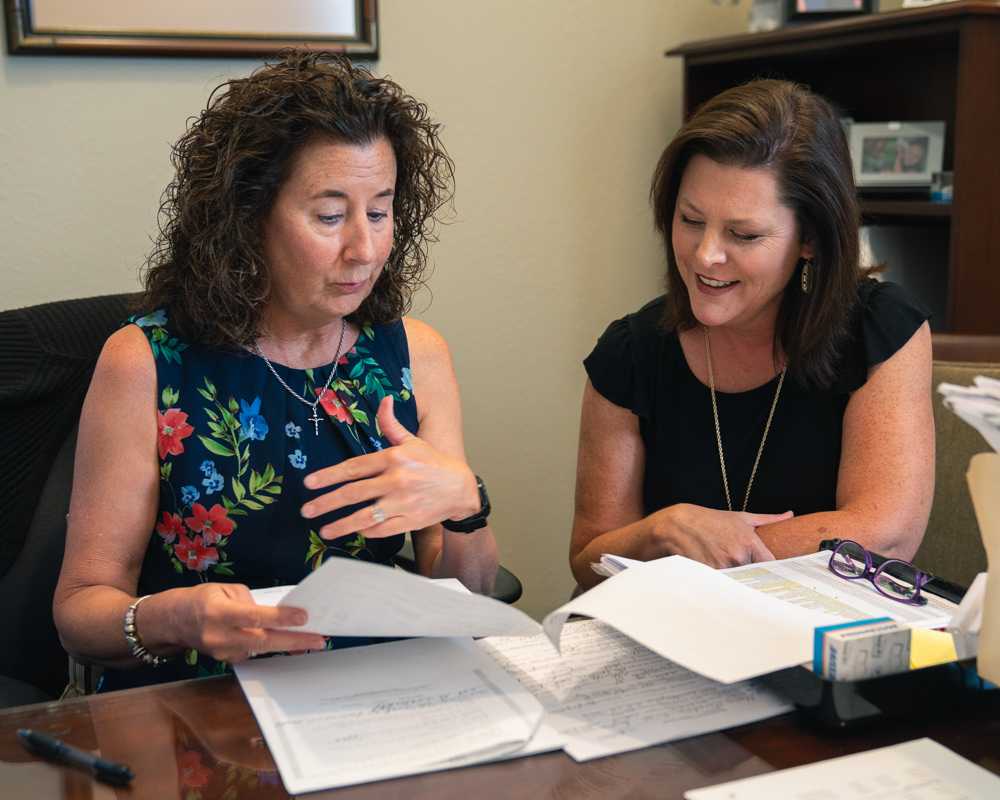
[827,539,931,606]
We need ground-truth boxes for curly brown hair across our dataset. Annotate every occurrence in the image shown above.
[139,49,455,346]
[651,79,865,388]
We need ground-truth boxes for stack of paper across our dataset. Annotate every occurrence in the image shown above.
[939,376,1000,452]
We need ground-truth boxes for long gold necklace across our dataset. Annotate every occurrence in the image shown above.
[703,327,786,512]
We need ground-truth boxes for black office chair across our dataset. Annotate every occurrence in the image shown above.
[0,293,135,708]
[393,538,523,604]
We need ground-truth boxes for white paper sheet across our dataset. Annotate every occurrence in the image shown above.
[235,637,547,794]
[685,738,1000,799]
[544,556,840,683]
[478,619,792,762]
[252,557,540,638]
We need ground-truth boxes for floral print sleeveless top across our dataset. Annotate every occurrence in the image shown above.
[98,309,417,691]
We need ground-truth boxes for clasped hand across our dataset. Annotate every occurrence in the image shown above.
[300,396,476,540]
[654,503,792,568]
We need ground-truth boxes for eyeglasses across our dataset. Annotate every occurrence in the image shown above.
[827,540,931,606]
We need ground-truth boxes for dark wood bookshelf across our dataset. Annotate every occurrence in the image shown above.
[667,1,1000,334]
[860,199,953,223]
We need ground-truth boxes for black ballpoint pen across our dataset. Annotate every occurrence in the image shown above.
[17,728,134,786]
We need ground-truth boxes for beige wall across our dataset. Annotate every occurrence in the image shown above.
[0,1,746,618]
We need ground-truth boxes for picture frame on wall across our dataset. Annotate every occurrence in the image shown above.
[847,120,946,188]
[4,0,378,58]
[784,0,873,24]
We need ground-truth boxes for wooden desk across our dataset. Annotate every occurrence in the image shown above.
[0,674,997,798]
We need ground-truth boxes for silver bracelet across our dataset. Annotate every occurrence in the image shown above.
[123,595,170,667]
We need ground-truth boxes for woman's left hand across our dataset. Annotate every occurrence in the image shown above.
[301,396,479,539]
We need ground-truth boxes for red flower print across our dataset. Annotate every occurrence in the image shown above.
[173,534,219,572]
[184,503,234,545]
[157,408,194,460]
[317,387,352,424]
[155,512,185,543]
[177,749,212,789]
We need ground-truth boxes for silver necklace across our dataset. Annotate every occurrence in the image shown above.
[703,326,785,512]
[251,320,348,436]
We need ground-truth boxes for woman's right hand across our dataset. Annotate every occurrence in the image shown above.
[650,504,791,568]
[160,583,327,663]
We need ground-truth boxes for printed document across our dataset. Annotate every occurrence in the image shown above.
[685,738,1000,799]
[544,556,841,683]
[249,556,540,638]
[725,551,956,629]
[544,555,957,684]
[235,637,547,794]
[478,619,792,761]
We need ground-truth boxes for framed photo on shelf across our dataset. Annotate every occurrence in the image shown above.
[847,121,946,188]
[784,0,873,24]
[4,0,379,58]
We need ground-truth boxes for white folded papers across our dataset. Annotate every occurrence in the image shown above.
[939,376,1000,453]
[236,637,546,794]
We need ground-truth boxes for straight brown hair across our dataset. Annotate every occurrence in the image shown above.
[651,79,864,388]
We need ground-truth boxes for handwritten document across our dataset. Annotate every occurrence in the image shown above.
[236,637,545,794]
[685,738,1000,799]
[478,619,792,761]
[251,557,540,638]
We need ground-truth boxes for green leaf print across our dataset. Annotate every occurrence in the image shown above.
[350,404,370,425]
[160,462,173,481]
[161,386,180,407]
[198,436,235,457]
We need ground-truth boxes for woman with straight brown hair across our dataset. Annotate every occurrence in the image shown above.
[570,79,933,589]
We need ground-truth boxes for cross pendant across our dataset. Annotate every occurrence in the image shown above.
[308,409,322,436]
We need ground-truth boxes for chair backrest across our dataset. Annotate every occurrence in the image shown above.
[916,359,1000,587]
[0,293,135,702]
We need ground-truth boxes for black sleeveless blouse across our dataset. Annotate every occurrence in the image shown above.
[583,280,929,517]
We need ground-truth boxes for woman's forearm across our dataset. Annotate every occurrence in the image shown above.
[570,513,667,590]
[756,506,925,562]
[432,525,499,595]
[55,585,185,670]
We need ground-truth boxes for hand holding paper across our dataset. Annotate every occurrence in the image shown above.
[254,556,540,639]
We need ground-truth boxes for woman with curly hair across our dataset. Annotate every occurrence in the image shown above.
[54,51,498,690]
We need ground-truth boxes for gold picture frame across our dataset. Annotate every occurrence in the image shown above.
[5,0,378,58]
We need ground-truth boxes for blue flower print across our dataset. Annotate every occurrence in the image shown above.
[202,469,224,495]
[134,309,168,328]
[239,397,269,441]
[367,435,384,451]
[288,449,307,470]
[180,485,200,505]
[285,422,301,439]
[199,459,216,476]
[401,367,413,392]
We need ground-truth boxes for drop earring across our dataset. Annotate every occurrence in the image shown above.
[800,259,813,294]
